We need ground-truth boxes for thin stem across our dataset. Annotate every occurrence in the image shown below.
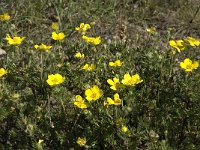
[60,97,67,117]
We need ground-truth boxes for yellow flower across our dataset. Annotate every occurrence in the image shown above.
[0,13,10,21]
[46,73,65,86]
[34,43,52,51]
[121,125,128,133]
[38,139,44,144]
[0,68,7,77]
[52,32,65,41]
[107,77,122,90]
[51,22,59,30]
[169,40,186,52]
[121,73,143,86]
[74,52,85,59]
[109,60,122,67]
[184,37,200,46]
[75,23,91,34]
[82,64,95,71]
[146,27,157,34]
[77,137,86,147]
[85,85,103,101]
[104,93,121,106]
[92,37,101,45]
[5,34,25,45]
[82,35,101,45]
[74,95,87,109]
[180,58,199,72]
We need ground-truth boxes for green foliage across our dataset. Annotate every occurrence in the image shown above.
[1,0,200,149]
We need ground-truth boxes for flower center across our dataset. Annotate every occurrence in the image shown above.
[186,64,192,69]
[52,78,58,83]
[91,92,97,98]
